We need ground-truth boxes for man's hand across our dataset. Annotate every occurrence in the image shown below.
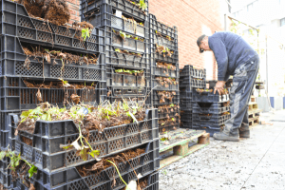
[214,81,226,95]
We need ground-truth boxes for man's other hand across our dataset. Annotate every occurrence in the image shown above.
[214,81,226,95]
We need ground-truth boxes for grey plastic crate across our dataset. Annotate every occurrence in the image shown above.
[179,65,206,78]
[0,170,14,189]
[193,102,230,114]
[13,141,159,190]
[10,109,159,172]
[152,79,179,91]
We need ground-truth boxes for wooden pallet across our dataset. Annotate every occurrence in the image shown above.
[248,102,259,110]
[248,109,261,119]
[249,117,260,127]
[159,128,209,169]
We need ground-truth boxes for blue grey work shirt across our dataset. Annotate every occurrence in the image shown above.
[208,32,258,81]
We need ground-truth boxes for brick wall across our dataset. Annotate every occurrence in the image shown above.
[149,0,224,79]
[67,0,81,25]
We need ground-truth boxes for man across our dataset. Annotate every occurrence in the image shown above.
[197,32,259,142]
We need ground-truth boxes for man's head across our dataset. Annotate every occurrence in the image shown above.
[197,35,210,53]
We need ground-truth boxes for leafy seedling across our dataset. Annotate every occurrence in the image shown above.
[81,28,90,41]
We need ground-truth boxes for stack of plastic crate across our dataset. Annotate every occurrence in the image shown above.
[179,65,206,128]
[8,107,159,190]
[81,0,151,107]
[0,0,107,188]
[0,0,106,150]
[192,89,231,136]
[149,14,180,133]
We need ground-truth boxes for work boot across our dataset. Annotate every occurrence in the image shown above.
[239,130,250,138]
[213,132,239,142]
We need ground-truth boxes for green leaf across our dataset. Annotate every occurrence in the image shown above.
[0,151,6,160]
[172,118,174,121]
[115,48,121,53]
[88,150,100,158]
[28,165,37,178]
[81,28,90,41]
[170,103,174,107]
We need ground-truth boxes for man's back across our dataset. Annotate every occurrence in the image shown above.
[208,32,257,80]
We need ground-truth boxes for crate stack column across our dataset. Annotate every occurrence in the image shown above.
[179,65,206,128]
[149,14,179,133]
[81,0,151,107]
[192,88,231,136]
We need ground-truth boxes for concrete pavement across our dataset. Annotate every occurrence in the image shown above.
[159,110,285,190]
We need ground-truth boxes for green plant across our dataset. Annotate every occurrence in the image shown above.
[119,31,126,40]
[0,150,38,178]
[81,28,90,41]
[138,0,147,10]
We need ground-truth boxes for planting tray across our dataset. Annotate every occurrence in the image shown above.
[0,36,105,82]
[149,14,177,39]
[105,46,150,69]
[192,90,230,103]
[0,77,106,111]
[9,109,158,172]
[180,98,192,111]
[110,87,149,96]
[152,79,179,91]
[179,77,206,90]
[193,102,230,114]
[0,0,104,53]
[179,65,206,78]
[81,0,149,21]
[13,141,159,190]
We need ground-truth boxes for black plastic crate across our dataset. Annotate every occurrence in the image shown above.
[179,65,206,78]
[192,90,230,103]
[0,77,106,111]
[180,98,192,111]
[0,0,105,53]
[13,140,159,190]
[179,77,206,90]
[0,131,11,150]
[150,45,179,63]
[158,111,179,119]
[107,94,151,107]
[193,102,230,114]
[107,69,150,88]
[83,12,149,38]
[0,158,11,176]
[0,36,105,82]
[105,46,150,69]
[151,59,179,78]
[152,92,179,106]
[150,28,178,51]
[149,14,177,38]
[81,0,149,21]
[10,109,158,172]
[192,113,230,127]
[104,28,150,53]
[0,171,14,189]
[180,91,192,99]
[152,78,179,91]
[110,87,149,96]
[142,171,159,190]
[0,111,20,131]
[159,124,179,133]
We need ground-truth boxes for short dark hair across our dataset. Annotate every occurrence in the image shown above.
[197,34,206,53]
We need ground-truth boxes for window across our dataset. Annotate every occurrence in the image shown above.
[281,18,285,27]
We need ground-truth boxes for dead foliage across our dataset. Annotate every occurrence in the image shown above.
[77,148,145,177]
[157,91,176,104]
[155,77,178,88]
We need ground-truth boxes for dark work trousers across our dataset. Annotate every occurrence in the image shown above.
[224,55,260,136]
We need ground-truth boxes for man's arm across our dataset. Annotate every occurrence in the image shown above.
[209,37,228,81]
